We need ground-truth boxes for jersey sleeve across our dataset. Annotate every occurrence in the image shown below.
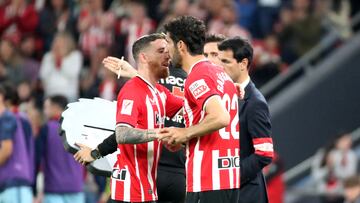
[116,87,141,127]
[0,114,17,141]
[186,73,219,110]
[161,85,184,118]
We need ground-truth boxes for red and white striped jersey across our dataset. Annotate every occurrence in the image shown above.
[111,76,183,202]
[183,60,241,192]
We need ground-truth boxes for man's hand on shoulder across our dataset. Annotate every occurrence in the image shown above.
[102,56,138,78]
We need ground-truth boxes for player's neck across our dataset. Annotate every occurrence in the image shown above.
[138,69,158,87]
[182,54,206,74]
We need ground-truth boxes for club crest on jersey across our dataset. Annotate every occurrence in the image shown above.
[189,79,210,99]
[120,99,133,115]
[218,156,240,169]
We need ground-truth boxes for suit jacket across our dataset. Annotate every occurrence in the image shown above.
[238,81,273,203]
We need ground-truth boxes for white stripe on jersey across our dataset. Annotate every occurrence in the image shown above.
[193,138,203,192]
[228,149,234,189]
[212,150,220,190]
[147,142,156,200]
[111,174,116,200]
[154,142,161,198]
[184,99,193,127]
[124,165,131,202]
[134,145,145,202]
[235,148,240,188]
[146,95,154,129]
[185,142,190,187]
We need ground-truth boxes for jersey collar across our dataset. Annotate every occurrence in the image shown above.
[136,75,157,91]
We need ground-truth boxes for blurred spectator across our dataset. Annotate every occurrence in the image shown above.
[342,175,360,203]
[0,83,34,203]
[264,152,285,203]
[158,0,190,27]
[77,0,115,63]
[35,95,84,203]
[325,0,352,39]
[80,44,119,100]
[331,133,357,183]
[0,37,26,85]
[19,34,40,86]
[312,133,358,203]
[257,0,281,38]
[235,0,258,36]
[0,0,38,43]
[38,0,76,52]
[208,1,251,39]
[252,34,282,87]
[277,0,324,63]
[39,31,82,102]
[273,6,296,64]
[116,0,155,67]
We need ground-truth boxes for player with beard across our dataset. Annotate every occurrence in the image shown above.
[157,16,241,203]
[74,33,184,203]
[99,53,188,203]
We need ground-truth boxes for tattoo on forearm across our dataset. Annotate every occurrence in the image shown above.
[115,127,156,144]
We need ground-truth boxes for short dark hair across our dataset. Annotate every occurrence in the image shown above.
[48,95,68,110]
[3,82,19,105]
[164,16,206,55]
[132,33,166,62]
[205,34,226,44]
[218,37,253,69]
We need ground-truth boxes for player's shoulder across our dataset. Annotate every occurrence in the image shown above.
[117,77,147,99]
[120,77,146,92]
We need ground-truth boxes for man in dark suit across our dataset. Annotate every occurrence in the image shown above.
[218,37,274,203]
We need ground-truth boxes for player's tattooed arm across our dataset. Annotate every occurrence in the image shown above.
[115,126,158,144]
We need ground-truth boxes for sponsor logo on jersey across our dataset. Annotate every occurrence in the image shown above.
[112,169,127,181]
[155,112,165,126]
[120,99,133,115]
[218,156,240,169]
[159,76,185,87]
[189,79,210,99]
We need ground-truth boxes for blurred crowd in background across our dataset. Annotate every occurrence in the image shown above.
[0,0,359,203]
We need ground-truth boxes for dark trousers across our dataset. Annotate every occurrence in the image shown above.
[157,169,186,203]
[186,189,239,203]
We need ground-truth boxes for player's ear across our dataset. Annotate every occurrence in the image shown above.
[138,52,148,64]
[177,40,186,54]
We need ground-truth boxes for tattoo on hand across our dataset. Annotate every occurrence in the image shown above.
[115,127,156,144]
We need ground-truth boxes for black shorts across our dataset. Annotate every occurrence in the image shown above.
[185,189,239,203]
[157,169,186,203]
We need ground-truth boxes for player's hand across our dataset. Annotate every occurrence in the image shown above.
[235,83,245,100]
[73,143,95,165]
[158,127,189,145]
[102,56,138,78]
